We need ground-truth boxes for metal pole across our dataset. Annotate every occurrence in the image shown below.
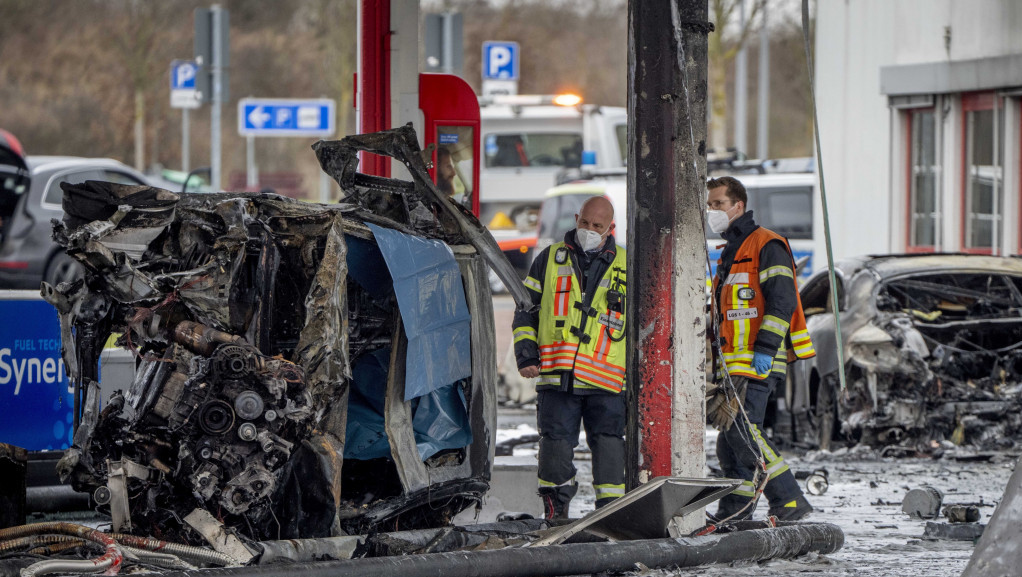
[319,170,330,203]
[246,136,257,188]
[210,4,223,191]
[756,4,770,160]
[358,0,390,177]
[734,0,748,156]
[182,109,190,174]
[626,0,709,534]
[441,12,453,74]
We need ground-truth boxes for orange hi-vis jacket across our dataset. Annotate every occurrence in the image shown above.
[712,227,816,380]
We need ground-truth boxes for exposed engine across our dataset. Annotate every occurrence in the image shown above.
[65,326,314,542]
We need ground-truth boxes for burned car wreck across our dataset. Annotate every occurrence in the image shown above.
[774,254,1022,453]
[43,126,530,548]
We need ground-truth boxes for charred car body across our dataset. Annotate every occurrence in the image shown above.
[45,126,529,547]
[774,254,1022,453]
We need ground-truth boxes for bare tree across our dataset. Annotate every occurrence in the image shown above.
[708,0,765,153]
[107,1,178,171]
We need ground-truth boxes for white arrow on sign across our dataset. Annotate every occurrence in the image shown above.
[248,106,271,129]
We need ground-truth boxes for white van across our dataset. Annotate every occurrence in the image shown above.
[535,171,817,281]
[479,99,626,231]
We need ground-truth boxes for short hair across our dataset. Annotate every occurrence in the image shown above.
[437,146,452,163]
[706,176,747,205]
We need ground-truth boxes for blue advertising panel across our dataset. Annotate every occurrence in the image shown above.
[0,292,74,450]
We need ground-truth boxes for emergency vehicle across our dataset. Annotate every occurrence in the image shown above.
[478,95,627,276]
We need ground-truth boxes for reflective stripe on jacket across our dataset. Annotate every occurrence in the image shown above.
[537,242,627,393]
[713,228,815,379]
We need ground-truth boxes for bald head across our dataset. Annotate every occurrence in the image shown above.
[576,195,615,240]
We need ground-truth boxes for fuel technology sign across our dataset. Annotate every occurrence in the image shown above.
[0,294,74,450]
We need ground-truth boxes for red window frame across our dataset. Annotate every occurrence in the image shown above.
[905,107,937,253]
[960,91,1002,255]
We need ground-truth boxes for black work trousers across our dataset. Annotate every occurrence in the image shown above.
[536,388,626,508]
[715,373,803,517]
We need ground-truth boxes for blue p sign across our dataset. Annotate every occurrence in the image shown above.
[483,41,519,80]
[172,60,198,90]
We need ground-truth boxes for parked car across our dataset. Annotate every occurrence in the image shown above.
[0,156,150,289]
[774,253,1022,454]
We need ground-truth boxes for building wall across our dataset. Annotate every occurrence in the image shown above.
[814,0,896,260]
[814,0,1022,261]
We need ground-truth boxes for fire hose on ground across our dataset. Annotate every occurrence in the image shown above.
[155,523,843,577]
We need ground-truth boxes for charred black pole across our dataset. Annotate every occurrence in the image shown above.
[626,0,711,533]
[160,524,844,577]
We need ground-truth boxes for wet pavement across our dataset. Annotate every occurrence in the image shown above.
[491,295,1013,575]
[491,402,1014,576]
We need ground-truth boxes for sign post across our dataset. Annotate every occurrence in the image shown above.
[481,41,520,96]
[170,60,201,174]
[195,5,230,191]
[237,98,336,195]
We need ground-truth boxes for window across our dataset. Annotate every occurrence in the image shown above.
[99,170,146,186]
[961,93,1004,253]
[907,109,939,250]
[43,170,101,206]
[483,133,582,168]
[615,123,627,165]
[759,188,813,240]
[434,125,474,210]
[799,273,844,315]
[538,192,590,242]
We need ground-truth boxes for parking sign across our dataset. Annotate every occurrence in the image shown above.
[482,41,519,80]
[170,59,201,109]
[238,98,336,137]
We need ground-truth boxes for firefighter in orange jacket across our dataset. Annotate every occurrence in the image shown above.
[706,176,815,522]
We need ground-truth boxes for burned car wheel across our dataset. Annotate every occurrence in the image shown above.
[44,251,83,286]
[814,375,839,451]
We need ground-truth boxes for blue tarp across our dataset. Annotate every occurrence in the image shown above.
[367,224,472,401]
[343,348,392,460]
[343,347,473,461]
[345,234,393,297]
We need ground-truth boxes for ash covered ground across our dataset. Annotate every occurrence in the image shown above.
[495,409,1014,577]
[489,293,1017,576]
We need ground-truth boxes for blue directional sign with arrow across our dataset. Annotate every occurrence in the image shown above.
[238,98,336,137]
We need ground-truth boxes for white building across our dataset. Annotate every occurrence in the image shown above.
[814,0,1022,259]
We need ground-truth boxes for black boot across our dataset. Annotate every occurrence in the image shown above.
[539,487,573,520]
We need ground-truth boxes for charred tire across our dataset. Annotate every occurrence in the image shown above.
[44,251,83,286]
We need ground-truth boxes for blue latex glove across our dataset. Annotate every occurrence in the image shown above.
[753,351,773,375]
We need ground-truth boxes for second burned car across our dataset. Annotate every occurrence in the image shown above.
[775,253,1022,454]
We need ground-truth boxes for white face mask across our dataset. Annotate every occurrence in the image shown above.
[575,227,606,251]
[706,209,731,234]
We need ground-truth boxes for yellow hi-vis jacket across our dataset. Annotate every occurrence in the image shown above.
[713,228,815,379]
[531,242,627,393]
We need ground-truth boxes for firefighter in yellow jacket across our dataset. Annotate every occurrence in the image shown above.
[706,176,816,522]
[512,196,627,519]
